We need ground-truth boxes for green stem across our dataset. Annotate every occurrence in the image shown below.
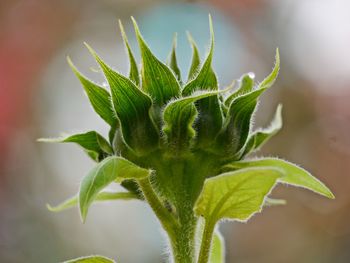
[137,177,178,238]
[197,219,216,263]
[171,207,197,263]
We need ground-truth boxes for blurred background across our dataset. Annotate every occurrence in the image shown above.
[0,0,349,262]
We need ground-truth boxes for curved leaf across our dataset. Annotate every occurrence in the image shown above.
[225,158,334,199]
[243,104,283,156]
[118,20,140,85]
[225,73,254,107]
[85,43,159,154]
[47,191,139,212]
[131,17,180,105]
[38,131,112,162]
[258,48,280,90]
[79,156,150,221]
[163,90,223,152]
[186,32,201,81]
[195,167,281,223]
[67,57,116,127]
[63,255,115,263]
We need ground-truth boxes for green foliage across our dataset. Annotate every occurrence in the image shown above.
[195,168,281,223]
[42,15,333,263]
[79,156,150,221]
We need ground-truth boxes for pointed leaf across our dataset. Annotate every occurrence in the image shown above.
[167,33,181,83]
[38,131,112,162]
[63,255,115,263]
[195,167,281,223]
[67,57,116,126]
[163,90,223,152]
[118,20,140,85]
[79,156,150,221]
[258,48,280,90]
[187,32,201,81]
[85,43,158,154]
[182,16,223,147]
[131,17,180,105]
[215,89,265,157]
[243,104,283,156]
[215,50,280,157]
[47,191,139,212]
[225,73,254,107]
[225,158,334,199]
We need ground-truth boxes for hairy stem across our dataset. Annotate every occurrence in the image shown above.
[138,177,178,238]
[197,219,215,263]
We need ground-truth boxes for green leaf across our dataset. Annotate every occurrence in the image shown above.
[79,156,150,221]
[118,20,140,85]
[85,43,159,155]
[67,57,117,127]
[225,158,334,199]
[210,229,225,263]
[182,16,223,147]
[63,255,115,263]
[194,167,281,223]
[131,17,180,105]
[167,33,181,83]
[258,48,280,90]
[215,89,265,157]
[163,90,223,152]
[186,32,201,81]
[215,50,281,158]
[38,131,112,162]
[225,73,254,107]
[47,191,139,212]
[243,104,283,156]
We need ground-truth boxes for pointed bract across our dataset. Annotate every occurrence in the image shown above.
[119,20,140,85]
[131,17,180,105]
[85,43,159,155]
[167,33,182,83]
[67,57,117,127]
[186,32,201,81]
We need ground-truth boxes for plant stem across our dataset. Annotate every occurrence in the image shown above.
[138,177,178,238]
[171,205,197,263]
[197,219,215,263]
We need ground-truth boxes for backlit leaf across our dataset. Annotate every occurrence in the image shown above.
[195,168,281,223]
[38,131,112,162]
[67,57,116,127]
[243,104,283,156]
[47,191,138,212]
[79,156,150,221]
[225,158,334,199]
[258,48,280,90]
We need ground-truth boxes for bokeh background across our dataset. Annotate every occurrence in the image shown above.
[1,0,349,262]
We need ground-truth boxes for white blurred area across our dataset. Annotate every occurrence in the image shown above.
[283,0,350,94]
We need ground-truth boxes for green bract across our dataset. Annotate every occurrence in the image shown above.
[41,16,334,263]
